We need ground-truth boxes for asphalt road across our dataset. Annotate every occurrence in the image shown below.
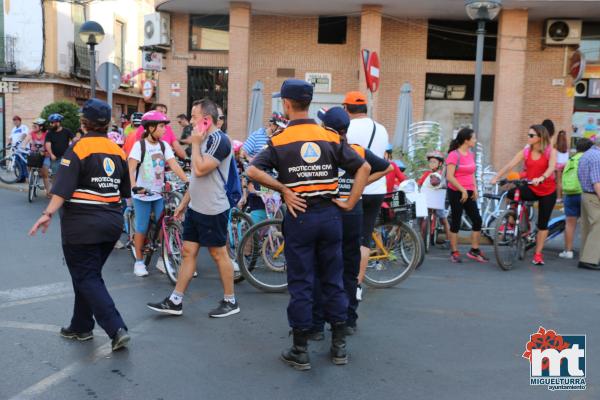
[1,187,599,400]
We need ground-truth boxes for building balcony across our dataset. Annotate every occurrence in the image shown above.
[0,35,17,74]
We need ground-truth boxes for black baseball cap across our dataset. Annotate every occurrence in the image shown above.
[81,98,112,124]
[273,79,313,102]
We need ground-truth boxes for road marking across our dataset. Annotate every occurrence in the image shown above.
[0,320,63,333]
[7,318,154,400]
[0,281,149,310]
[0,282,72,302]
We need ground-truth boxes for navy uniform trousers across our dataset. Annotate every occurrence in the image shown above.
[283,204,348,330]
[62,241,127,338]
[312,211,363,331]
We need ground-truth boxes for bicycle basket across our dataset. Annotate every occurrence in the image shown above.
[381,191,416,222]
[27,152,44,168]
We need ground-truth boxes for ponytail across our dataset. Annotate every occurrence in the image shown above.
[448,128,474,154]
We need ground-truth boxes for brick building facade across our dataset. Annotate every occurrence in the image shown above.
[155,0,599,168]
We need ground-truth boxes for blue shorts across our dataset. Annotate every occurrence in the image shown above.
[183,208,228,247]
[563,194,581,218]
[434,209,448,219]
[133,198,164,234]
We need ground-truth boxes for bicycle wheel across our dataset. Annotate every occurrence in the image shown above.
[126,209,137,260]
[421,216,430,253]
[226,209,254,282]
[493,210,518,271]
[237,219,287,293]
[162,220,183,285]
[364,221,420,288]
[143,221,157,267]
[0,152,18,184]
[28,174,35,203]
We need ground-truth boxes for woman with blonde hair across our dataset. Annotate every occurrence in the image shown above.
[491,124,557,265]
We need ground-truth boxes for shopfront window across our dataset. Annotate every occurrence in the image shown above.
[190,15,229,51]
[427,20,497,61]
[188,67,228,116]
[581,22,600,62]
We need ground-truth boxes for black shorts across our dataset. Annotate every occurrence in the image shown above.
[183,208,228,247]
[361,194,385,247]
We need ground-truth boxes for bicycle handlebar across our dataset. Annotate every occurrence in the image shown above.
[498,179,533,186]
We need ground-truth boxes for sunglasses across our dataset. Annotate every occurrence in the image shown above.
[528,133,537,138]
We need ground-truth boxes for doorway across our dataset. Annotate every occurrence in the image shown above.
[187,67,228,115]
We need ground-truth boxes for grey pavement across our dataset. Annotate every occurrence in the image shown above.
[1,187,599,400]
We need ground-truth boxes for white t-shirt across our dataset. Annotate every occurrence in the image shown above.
[346,117,389,195]
[129,139,175,201]
[10,125,29,147]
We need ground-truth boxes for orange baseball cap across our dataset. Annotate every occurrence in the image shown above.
[343,91,367,105]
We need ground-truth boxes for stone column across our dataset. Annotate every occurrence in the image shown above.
[228,2,251,140]
[491,9,528,168]
[359,5,382,119]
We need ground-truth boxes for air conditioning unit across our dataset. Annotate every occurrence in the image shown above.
[545,19,582,46]
[144,13,171,46]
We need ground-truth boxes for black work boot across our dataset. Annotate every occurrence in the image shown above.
[331,322,348,365]
[281,329,311,371]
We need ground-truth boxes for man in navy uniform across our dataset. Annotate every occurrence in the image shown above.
[29,98,131,351]
[247,80,371,370]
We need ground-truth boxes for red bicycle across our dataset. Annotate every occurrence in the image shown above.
[492,179,535,270]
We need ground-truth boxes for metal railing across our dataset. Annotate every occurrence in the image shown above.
[72,43,92,78]
[0,35,16,73]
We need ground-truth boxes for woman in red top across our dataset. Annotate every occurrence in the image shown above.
[491,124,557,265]
[22,118,51,196]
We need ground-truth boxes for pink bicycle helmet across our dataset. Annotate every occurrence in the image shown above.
[141,110,170,127]
[232,140,244,153]
[426,150,445,162]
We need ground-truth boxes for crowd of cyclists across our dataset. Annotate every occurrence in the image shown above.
[4,81,598,365]
[4,102,597,273]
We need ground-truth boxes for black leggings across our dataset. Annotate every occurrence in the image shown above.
[361,194,385,247]
[507,186,557,230]
[447,189,482,233]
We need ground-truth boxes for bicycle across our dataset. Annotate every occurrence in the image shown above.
[236,218,286,293]
[492,179,565,270]
[132,186,184,285]
[367,190,421,288]
[226,207,254,283]
[0,145,28,184]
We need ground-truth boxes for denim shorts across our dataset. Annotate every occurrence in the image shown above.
[133,198,164,234]
[563,194,581,218]
[183,208,228,247]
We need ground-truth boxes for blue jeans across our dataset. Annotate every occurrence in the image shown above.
[133,198,164,234]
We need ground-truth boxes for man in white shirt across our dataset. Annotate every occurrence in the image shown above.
[9,116,28,147]
[343,91,390,301]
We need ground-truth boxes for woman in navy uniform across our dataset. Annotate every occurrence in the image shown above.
[247,80,371,370]
[29,98,131,351]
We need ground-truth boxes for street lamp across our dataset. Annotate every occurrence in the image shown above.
[79,21,105,98]
[465,0,502,135]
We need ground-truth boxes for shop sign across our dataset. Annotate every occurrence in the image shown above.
[142,51,162,72]
[64,86,91,99]
[305,73,332,93]
[0,81,19,93]
[142,80,154,102]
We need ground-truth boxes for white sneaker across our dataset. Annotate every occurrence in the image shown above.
[231,259,240,273]
[155,258,166,274]
[134,261,149,277]
[559,250,574,259]
[356,285,363,302]
[114,240,125,249]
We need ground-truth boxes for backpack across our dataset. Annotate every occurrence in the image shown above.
[562,153,583,195]
[217,153,242,208]
[135,139,166,181]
